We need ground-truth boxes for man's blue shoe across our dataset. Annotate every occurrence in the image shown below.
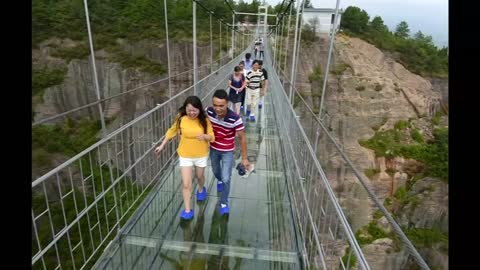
[180,209,194,220]
[249,115,256,122]
[196,187,207,201]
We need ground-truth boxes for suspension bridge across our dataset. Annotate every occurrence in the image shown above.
[32,1,432,269]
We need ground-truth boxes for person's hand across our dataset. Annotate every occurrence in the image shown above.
[197,134,208,141]
[241,158,251,171]
[154,145,164,156]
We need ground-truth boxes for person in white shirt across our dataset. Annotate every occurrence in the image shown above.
[245,60,265,122]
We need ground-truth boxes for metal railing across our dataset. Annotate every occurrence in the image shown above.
[265,44,370,270]
[31,46,251,270]
[269,9,432,268]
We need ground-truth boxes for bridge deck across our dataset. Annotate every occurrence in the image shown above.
[96,94,302,270]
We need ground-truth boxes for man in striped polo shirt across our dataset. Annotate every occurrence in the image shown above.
[207,89,251,215]
[245,60,265,122]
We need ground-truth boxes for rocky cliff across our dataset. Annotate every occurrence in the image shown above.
[294,34,448,269]
[32,38,218,130]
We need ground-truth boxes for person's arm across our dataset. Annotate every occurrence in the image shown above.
[240,75,247,91]
[155,116,179,155]
[228,80,236,90]
[263,69,269,92]
[260,73,266,96]
[227,77,236,91]
[197,119,215,142]
[237,130,251,170]
[245,71,251,89]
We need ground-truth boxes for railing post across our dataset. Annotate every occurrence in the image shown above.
[164,0,172,98]
[210,12,213,74]
[242,33,245,51]
[273,16,278,66]
[289,0,303,104]
[231,13,235,59]
[283,3,293,90]
[318,0,341,120]
[292,0,306,90]
[278,17,284,71]
[193,0,198,95]
[82,0,107,137]
[219,22,222,64]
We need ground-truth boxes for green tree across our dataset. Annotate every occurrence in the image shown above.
[370,16,388,33]
[304,0,314,8]
[340,6,370,34]
[302,17,319,43]
[395,21,410,39]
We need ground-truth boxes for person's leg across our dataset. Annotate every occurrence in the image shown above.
[195,166,205,193]
[209,149,221,180]
[246,89,253,116]
[180,165,193,212]
[235,102,241,115]
[250,89,260,120]
[194,156,208,201]
[219,151,234,207]
[242,91,247,114]
[209,149,223,191]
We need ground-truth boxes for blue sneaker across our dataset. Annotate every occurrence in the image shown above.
[180,209,194,220]
[246,110,251,117]
[249,115,256,122]
[217,181,224,192]
[196,187,207,201]
[240,105,244,111]
[259,103,263,109]
[219,204,230,215]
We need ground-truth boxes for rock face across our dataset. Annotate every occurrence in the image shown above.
[397,177,448,232]
[295,33,443,200]
[32,38,217,130]
[293,34,448,269]
[361,238,410,270]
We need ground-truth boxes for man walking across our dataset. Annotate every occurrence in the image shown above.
[245,60,265,121]
[206,89,251,215]
[258,41,265,60]
[257,60,268,109]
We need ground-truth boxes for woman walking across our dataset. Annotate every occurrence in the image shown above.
[227,66,246,115]
[155,96,214,220]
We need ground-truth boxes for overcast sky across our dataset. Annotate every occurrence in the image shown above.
[250,0,448,47]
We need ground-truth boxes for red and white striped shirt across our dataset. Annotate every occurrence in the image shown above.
[206,107,244,152]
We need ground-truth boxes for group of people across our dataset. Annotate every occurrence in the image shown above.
[254,38,265,60]
[155,90,250,220]
[227,52,268,122]
[154,36,268,221]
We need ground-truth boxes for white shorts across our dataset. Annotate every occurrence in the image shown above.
[179,156,208,167]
